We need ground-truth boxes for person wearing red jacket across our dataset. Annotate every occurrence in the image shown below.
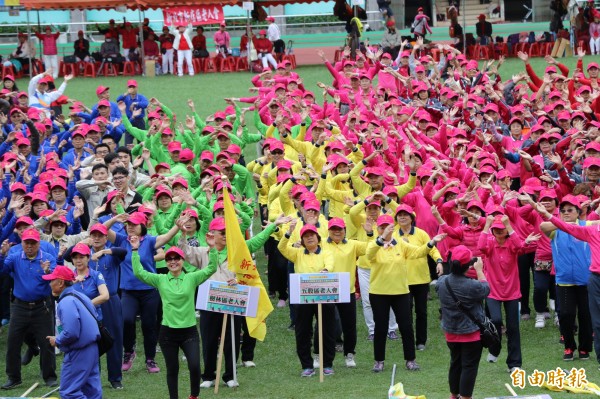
[253,30,277,70]
[33,26,60,79]
[119,22,138,59]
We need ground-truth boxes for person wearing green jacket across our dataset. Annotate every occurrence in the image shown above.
[131,235,217,399]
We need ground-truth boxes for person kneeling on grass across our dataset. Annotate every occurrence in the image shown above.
[131,214,217,399]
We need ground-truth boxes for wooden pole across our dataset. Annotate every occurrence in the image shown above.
[214,313,228,394]
[20,382,39,397]
[230,314,237,387]
[318,303,324,382]
[504,382,518,396]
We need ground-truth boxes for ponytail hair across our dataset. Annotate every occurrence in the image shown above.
[447,251,477,275]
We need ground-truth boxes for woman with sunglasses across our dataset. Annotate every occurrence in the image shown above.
[131,231,217,399]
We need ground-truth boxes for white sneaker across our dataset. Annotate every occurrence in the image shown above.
[181,355,187,361]
[313,354,320,369]
[200,380,215,388]
[554,314,560,326]
[535,314,545,329]
[509,366,523,374]
[549,299,555,312]
[345,353,356,368]
[225,380,239,388]
[487,353,498,363]
[429,279,438,286]
[242,360,256,368]
[544,312,551,320]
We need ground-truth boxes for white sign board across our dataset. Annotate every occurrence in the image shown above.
[289,272,350,304]
[197,280,259,317]
[350,0,364,6]
[242,2,254,10]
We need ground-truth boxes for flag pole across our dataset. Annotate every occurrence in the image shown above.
[230,314,238,388]
[318,303,324,382]
[214,314,228,394]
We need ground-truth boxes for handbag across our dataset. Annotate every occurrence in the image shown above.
[444,279,500,348]
[66,293,114,356]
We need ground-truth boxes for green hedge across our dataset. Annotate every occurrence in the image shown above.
[0,23,68,34]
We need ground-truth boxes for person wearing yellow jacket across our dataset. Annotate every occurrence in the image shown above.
[366,214,446,373]
[395,204,442,352]
[321,217,367,368]
[278,220,336,378]
[348,192,399,341]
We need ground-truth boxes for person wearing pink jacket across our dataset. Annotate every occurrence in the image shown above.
[478,215,540,373]
[34,25,60,79]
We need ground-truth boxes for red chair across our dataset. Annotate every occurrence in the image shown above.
[122,61,136,76]
[334,49,342,62]
[192,58,203,74]
[235,57,249,72]
[494,43,509,59]
[219,56,236,72]
[514,42,529,56]
[281,54,297,69]
[528,43,540,57]
[475,45,490,60]
[578,40,590,55]
[201,57,218,73]
[1,64,15,80]
[102,63,118,77]
[83,62,97,77]
[60,62,77,77]
[542,42,555,56]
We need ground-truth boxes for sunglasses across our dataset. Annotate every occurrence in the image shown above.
[271,150,283,155]
[165,257,181,263]
[560,208,576,214]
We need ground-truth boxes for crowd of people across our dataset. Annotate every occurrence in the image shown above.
[0,31,600,399]
[4,17,286,78]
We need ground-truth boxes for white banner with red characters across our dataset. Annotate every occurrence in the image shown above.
[163,6,224,27]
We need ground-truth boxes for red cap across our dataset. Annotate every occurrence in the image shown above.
[167,141,182,153]
[450,245,473,265]
[50,179,67,190]
[586,142,600,152]
[303,200,321,212]
[487,204,506,215]
[583,157,600,168]
[72,243,91,256]
[200,151,214,161]
[95,86,109,96]
[395,204,415,218]
[155,163,171,172]
[21,228,40,242]
[179,148,195,162]
[10,182,27,193]
[209,217,225,231]
[266,16,275,21]
[588,62,600,70]
[560,194,581,209]
[365,167,385,177]
[165,247,185,259]
[90,223,108,235]
[497,170,511,180]
[466,200,486,213]
[376,214,394,227]
[172,177,188,189]
[127,212,147,225]
[539,189,557,200]
[300,224,319,237]
[15,216,33,227]
[213,201,224,212]
[155,189,172,199]
[42,265,75,282]
[490,216,507,230]
[127,79,138,87]
[291,184,308,198]
[182,208,199,219]
[276,173,292,184]
[328,217,346,229]
[50,215,68,225]
[30,192,48,204]
[277,160,293,170]
[98,99,110,108]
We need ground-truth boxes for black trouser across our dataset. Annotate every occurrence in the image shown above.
[122,289,160,361]
[295,303,335,369]
[0,275,11,320]
[159,325,200,399]
[6,298,56,382]
[240,318,256,362]
[370,293,415,362]
[409,283,429,347]
[268,242,289,301]
[313,296,356,356]
[517,252,535,315]
[557,285,593,352]
[533,270,555,314]
[199,311,242,382]
[447,340,483,397]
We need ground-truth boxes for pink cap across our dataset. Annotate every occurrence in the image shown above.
[15,216,33,226]
[497,170,511,180]
[179,148,195,162]
[586,142,600,152]
[487,204,505,215]
[328,217,346,229]
[127,212,148,225]
[300,224,319,237]
[167,141,182,153]
[21,228,40,242]
[291,184,308,198]
[155,162,171,171]
[72,243,91,256]
[277,160,293,170]
[303,200,321,212]
[10,182,27,193]
[539,189,557,200]
[365,167,385,177]
[200,151,214,161]
[466,200,485,213]
[450,245,473,265]
[126,79,138,87]
[376,214,394,227]
[155,189,172,199]
[560,194,581,209]
[182,208,199,219]
[96,85,109,96]
[50,179,67,190]
[172,177,188,189]
[395,204,415,218]
[98,99,110,108]
[588,62,600,70]
[490,216,507,230]
[165,247,185,259]
[90,223,108,235]
[209,217,225,231]
[226,144,241,155]
[583,157,600,168]
[41,265,75,282]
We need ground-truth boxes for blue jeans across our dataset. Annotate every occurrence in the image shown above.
[533,270,555,314]
[587,274,600,363]
[101,295,123,383]
[486,298,521,368]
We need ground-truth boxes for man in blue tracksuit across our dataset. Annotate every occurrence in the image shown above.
[43,266,102,399]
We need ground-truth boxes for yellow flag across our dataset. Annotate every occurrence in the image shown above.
[223,188,273,341]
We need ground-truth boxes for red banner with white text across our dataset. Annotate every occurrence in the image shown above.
[163,5,224,27]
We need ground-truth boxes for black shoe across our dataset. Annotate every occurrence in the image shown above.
[1,380,22,390]
[45,378,57,387]
[110,381,124,389]
[21,346,40,366]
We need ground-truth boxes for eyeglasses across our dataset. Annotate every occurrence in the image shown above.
[165,257,181,263]
[271,150,283,155]
[560,208,576,214]
[113,175,126,181]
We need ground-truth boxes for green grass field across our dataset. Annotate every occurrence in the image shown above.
[0,57,598,398]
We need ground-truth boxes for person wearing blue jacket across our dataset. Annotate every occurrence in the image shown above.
[43,265,102,399]
[116,79,148,144]
[541,194,594,361]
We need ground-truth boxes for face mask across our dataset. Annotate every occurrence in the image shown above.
[106,39,112,42]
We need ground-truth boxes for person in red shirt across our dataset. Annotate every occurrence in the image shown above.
[253,30,277,70]
[119,21,138,59]
[143,32,160,60]
[33,25,60,78]
[159,26,175,75]
[192,26,207,58]
[170,23,194,77]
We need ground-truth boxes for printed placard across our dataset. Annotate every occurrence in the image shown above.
[289,273,350,304]
[197,280,259,317]
[163,5,224,27]
[242,2,254,10]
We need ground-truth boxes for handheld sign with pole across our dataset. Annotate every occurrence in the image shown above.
[289,272,350,382]
[197,280,259,393]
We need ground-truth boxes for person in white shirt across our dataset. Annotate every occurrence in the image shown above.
[28,72,72,118]
[266,16,285,57]
[170,22,194,77]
